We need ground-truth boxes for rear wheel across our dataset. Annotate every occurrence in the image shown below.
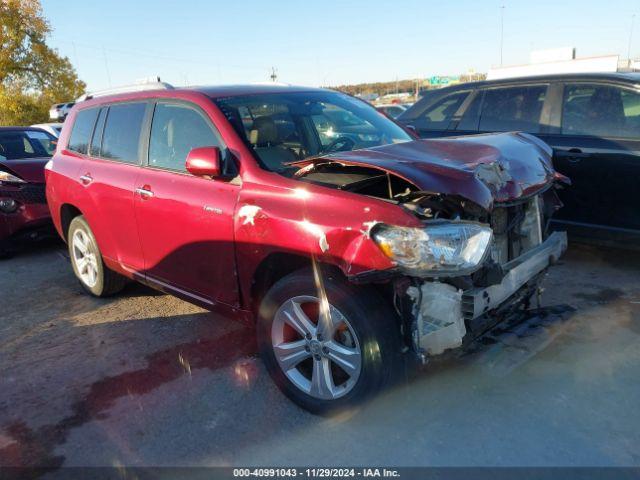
[68,216,127,297]
[257,267,401,414]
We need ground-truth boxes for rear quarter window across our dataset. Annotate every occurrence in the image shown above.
[67,108,100,155]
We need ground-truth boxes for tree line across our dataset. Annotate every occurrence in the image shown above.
[0,0,85,125]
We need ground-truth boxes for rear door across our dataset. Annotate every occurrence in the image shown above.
[79,102,148,271]
[540,82,640,233]
[134,100,240,307]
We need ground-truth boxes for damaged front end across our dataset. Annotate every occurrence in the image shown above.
[369,196,567,359]
[296,132,569,361]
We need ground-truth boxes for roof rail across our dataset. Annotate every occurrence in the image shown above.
[76,81,174,102]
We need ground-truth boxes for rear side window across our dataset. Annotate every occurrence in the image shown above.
[68,108,100,154]
[413,92,468,130]
[148,102,222,172]
[101,103,147,163]
[479,85,547,133]
[561,84,640,139]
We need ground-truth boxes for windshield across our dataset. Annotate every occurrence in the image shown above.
[0,130,56,160]
[214,91,411,174]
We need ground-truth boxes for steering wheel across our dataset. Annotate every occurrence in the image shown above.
[322,136,356,153]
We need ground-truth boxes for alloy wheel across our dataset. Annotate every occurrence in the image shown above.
[72,229,99,288]
[271,295,362,400]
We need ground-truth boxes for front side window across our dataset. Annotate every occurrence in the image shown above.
[68,108,100,155]
[214,91,411,174]
[479,85,547,133]
[562,84,640,139]
[0,130,56,160]
[414,92,469,130]
[148,102,223,172]
[101,103,147,164]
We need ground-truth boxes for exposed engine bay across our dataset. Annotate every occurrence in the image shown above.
[297,153,567,361]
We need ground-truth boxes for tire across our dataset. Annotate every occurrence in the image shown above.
[257,266,401,415]
[67,216,127,297]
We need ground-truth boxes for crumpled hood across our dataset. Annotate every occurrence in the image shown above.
[297,132,563,211]
[0,157,49,184]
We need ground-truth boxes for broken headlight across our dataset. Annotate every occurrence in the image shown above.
[0,171,26,185]
[372,222,493,276]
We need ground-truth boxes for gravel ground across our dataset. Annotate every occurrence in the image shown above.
[0,240,639,469]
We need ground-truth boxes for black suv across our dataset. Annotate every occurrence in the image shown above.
[397,73,640,246]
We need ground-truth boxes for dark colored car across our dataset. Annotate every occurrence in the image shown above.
[0,127,57,257]
[397,72,640,246]
[46,83,566,413]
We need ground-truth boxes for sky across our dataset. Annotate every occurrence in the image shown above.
[41,0,639,91]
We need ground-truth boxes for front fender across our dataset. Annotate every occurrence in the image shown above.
[233,178,421,310]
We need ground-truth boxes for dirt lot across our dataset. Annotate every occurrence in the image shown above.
[1,240,639,469]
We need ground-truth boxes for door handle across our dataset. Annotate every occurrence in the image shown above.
[79,174,93,185]
[135,186,154,199]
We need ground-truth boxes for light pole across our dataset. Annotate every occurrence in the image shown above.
[500,5,505,67]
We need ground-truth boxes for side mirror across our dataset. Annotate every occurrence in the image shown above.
[185,147,222,177]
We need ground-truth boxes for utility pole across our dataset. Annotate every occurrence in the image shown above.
[270,66,278,82]
[628,14,636,67]
[500,5,505,67]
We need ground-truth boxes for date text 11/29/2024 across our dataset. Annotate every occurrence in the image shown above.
[233,468,400,478]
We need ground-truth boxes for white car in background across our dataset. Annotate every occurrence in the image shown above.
[49,102,75,121]
[31,123,63,138]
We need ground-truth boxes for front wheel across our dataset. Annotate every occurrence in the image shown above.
[257,267,401,414]
[68,216,127,297]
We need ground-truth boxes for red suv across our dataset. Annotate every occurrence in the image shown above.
[46,83,568,413]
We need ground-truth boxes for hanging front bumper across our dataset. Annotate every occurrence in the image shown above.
[461,231,567,320]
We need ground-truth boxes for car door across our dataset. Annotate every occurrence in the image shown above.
[135,100,240,307]
[71,102,148,272]
[539,82,640,233]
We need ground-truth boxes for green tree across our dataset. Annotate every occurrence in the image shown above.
[0,0,85,125]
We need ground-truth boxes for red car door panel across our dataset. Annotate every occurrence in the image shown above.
[81,158,144,271]
[134,169,239,306]
[134,100,240,307]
